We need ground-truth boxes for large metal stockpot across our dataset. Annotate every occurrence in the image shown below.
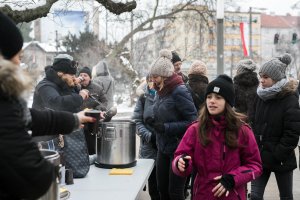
[95,120,136,168]
[38,149,60,200]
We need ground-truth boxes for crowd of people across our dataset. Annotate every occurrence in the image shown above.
[1,9,300,200]
[134,49,300,200]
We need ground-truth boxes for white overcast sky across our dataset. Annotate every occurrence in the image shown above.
[237,0,300,15]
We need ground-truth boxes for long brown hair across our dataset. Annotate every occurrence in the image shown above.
[198,102,246,149]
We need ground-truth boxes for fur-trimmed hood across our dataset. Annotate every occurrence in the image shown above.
[277,79,299,98]
[0,59,32,99]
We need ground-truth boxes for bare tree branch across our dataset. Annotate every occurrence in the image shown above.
[0,0,137,23]
[108,1,208,58]
[0,0,59,23]
[96,0,136,15]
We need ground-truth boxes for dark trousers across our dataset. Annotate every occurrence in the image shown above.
[251,168,293,200]
[149,165,160,200]
[156,151,186,200]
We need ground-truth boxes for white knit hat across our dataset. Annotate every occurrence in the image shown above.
[236,59,257,75]
[188,60,207,76]
[150,49,174,77]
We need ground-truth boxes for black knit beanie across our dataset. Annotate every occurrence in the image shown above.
[205,74,235,107]
[52,54,77,75]
[171,51,181,64]
[0,12,24,59]
[79,66,92,78]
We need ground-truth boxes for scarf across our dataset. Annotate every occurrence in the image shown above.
[155,73,184,97]
[257,78,288,101]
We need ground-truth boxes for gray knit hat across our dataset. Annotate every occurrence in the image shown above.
[150,49,174,77]
[259,53,292,81]
[188,60,207,76]
[236,59,257,75]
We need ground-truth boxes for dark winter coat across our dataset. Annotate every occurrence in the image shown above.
[132,86,157,159]
[81,81,108,111]
[186,74,209,112]
[251,80,300,172]
[233,71,259,119]
[0,60,76,200]
[172,119,262,200]
[153,84,197,155]
[32,67,83,112]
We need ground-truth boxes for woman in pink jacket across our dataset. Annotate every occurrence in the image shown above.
[172,74,262,200]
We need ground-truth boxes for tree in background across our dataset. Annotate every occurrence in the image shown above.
[63,27,111,67]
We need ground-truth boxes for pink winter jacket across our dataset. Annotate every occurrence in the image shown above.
[172,118,262,200]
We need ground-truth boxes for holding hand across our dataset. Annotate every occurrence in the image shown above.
[76,110,105,128]
[177,155,191,172]
[79,89,89,100]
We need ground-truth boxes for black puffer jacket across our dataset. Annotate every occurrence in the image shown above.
[252,80,300,172]
[233,71,259,118]
[32,67,83,112]
[153,84,197,155]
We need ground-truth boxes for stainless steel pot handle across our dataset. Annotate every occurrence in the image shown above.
[104,126,117,141]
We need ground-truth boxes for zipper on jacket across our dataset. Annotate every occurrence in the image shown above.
[223,142,226,160]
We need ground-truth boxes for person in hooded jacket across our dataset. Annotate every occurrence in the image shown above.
[92,60,115,109]
[250,53,300,200]
[0,11,97,199]
[172,74,262,200]
[233,59,259,123]
[132,74,160,200]
[148,49,197,200]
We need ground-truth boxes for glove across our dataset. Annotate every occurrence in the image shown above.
[145,117,155,126]
[153,122,165,133]
[220,174,235,191]
[150,133,157,149]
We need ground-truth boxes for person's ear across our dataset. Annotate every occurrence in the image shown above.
[57,72,63,77]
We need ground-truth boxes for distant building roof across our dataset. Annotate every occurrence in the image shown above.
[261,13,300,28]
[23,41,66,53]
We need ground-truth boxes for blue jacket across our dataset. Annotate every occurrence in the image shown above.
[132,86,157,159]
[153,84,197,155]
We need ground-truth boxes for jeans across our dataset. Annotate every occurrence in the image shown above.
[156,151,186,200]
[251,168,293,200]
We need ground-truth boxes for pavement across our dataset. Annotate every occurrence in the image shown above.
[137,148,300,200]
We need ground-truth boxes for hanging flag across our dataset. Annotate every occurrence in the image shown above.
[240,22,249,57]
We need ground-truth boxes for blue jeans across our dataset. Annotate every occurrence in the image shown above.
[250,168,293,200]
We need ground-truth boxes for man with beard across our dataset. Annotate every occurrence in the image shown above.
[32,54,89,112]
